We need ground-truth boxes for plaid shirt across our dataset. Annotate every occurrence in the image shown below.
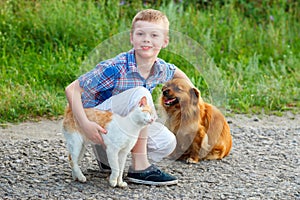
[78,49,176,108]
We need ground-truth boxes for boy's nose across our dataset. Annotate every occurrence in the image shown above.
[143,34,151,42]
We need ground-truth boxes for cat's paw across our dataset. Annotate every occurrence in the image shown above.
[72,171,87,182]
[78,175,87,182]
[109,179,118,187]
[118,181,128,188]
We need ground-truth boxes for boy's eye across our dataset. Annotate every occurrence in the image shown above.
[152,33,162,38]
[136,32,144,36]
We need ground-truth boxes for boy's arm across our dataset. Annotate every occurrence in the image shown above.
[65,80,107,145]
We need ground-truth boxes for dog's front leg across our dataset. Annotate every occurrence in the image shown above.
[186,145,200,164]
[186,130,203,164]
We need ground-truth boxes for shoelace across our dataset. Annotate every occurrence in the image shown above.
[150,167,162,175]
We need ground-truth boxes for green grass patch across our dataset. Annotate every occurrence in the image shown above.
[1,0,299,122]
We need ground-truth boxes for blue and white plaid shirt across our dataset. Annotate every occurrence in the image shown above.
[78,49,176,108]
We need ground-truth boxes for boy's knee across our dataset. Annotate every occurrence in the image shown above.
[135,86,149,93]
[148,139,176,162]
[133,86,152,101]
[166,133,176,155]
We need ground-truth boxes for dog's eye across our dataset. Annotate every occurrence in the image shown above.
[175,86,182,92]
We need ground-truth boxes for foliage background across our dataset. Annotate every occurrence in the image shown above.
[0,0,299,122]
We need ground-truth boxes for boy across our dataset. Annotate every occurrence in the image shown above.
[65,9,192,186]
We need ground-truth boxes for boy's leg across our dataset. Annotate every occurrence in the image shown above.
[92,144,111,172]
[131,127,150,170]
[127,123,178,186]
[96,86,156,117]
[130,122,176,168]
[147,122,176,162]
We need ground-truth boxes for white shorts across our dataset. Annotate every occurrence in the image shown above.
[94,86,176,162]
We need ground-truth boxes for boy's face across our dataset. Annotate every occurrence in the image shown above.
[130,20,169,62]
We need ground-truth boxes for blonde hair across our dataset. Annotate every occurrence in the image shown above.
[131,9,169,34]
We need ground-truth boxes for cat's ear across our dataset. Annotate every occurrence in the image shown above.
[139,96,147,107]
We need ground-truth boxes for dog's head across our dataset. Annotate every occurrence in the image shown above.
[161,78,200,110]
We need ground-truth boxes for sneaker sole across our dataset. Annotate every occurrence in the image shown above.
[127,177,178,186]
[100,168,111,173]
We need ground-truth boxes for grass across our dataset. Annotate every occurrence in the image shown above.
[0,0,299,123]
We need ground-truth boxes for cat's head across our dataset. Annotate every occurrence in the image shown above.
[134,96,154,126]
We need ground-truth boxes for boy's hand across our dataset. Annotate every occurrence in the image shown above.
[81,120,107,146]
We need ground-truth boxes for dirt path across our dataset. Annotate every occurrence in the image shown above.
[1,112,298,140]
[1,112,299,199]
[1,119,63,140]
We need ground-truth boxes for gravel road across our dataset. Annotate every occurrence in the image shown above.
[1,112,299,199]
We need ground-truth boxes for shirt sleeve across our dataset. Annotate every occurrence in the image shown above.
[78,63,117,106]
[79,63,116,89]
[164,63,176,81]
[156,59,176,83]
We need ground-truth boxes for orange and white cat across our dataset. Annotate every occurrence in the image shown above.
[62,96,154,187]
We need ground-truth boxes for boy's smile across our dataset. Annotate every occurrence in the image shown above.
[141,46,151,50]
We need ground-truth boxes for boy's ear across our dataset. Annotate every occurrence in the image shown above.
[162,36,169,48]
[130,32,133,45]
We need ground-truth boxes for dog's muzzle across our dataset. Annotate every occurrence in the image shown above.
[162,89,179,106]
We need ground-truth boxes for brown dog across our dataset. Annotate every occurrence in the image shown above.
[160,78,232,163]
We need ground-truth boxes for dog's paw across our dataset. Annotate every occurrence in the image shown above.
[186,158,198,164]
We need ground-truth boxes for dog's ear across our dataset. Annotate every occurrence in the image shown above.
[189,88,200,105]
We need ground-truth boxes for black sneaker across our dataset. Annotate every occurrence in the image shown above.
[96,160,111,173]
[126,164,178,186]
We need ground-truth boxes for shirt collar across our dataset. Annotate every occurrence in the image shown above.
[126,48,164,77]
[152,59,164,75]
[127,49,138,73]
